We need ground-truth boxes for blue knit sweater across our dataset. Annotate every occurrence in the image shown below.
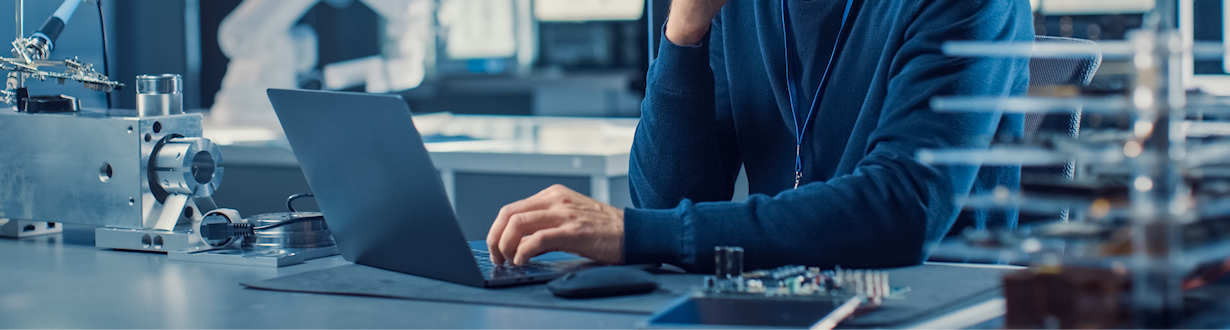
[624,0,1032,272]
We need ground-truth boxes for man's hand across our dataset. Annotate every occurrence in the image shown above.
[486,184,624,266]
[664,0,728,46]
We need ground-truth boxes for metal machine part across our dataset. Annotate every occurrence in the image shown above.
[197,208,244,248]
[146,135,224,231]
[0,219,61,238]
[243,212,334,249]
[169,210,338,267]
[135,74,183,117]
[0,107,225,251]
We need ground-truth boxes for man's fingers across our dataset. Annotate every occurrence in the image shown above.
[486,193,557,263]
[513,227,569,266]
[497,209,569,265]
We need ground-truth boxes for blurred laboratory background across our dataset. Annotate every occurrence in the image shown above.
[1,0,1221,118]
[6,0,1228,239]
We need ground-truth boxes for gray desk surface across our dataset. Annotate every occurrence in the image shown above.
[1,226,1015,329]
[0,228,644,329]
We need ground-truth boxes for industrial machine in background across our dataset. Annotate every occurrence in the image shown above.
[0,0,334,267]
[923,0,1230,327]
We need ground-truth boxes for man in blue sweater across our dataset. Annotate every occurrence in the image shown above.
[486,0,1032,272]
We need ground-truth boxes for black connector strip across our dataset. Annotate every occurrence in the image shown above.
[199,222,253,241]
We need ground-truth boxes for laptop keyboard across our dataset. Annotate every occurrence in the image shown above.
[473,249,562,277]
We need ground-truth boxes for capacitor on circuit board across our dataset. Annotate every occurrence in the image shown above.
[714,246,744,280]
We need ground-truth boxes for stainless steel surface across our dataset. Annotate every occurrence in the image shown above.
[1,109,152,228]
[0,230,647,328]
[136,74,184,94]
[136,74,184,117]
[246,230,334,249]
[168,245,340,267]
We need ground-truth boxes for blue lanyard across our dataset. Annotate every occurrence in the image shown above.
[783,0,854,189]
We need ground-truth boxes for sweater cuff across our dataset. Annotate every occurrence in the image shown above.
[623,205,686,265]
[650,26,712,95]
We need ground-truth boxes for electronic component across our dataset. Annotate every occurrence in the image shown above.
[700,246,906,304]
[2,0,124,105]
[647,246,909,329]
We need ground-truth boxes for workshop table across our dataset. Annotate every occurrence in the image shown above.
[0,226,1011,328]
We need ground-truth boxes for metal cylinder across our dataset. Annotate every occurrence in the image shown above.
[152,137,223,197]
[135,74,183,117]
[243,212,335,249]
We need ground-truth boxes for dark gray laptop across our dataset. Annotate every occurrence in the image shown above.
[267,88,591,287]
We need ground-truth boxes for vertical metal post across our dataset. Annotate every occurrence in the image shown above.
[514,0,535,76]
[14,0,23,89]
[15,0,22,38]
[1126,22,1189,327]
[184,0,202,110]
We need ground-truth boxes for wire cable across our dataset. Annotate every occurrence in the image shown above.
[257,192,322,230]
[286,192,315,213]
[253,215,322,231]
[201,193,324,241]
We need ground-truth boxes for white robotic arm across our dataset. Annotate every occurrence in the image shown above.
[212,0,317,128]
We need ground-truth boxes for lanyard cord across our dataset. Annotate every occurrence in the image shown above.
[783,0,855,189]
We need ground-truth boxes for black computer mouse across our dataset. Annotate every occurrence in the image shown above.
[547,266,660,299]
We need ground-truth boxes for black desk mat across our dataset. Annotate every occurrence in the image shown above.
[242,263,1012,325]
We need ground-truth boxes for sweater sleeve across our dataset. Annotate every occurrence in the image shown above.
[623,0,1033,272]
[629,15,742,210]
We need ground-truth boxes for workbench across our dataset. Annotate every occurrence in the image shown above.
[0,227,1010,328]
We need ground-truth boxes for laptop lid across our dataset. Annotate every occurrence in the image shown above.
[267,88,486,287]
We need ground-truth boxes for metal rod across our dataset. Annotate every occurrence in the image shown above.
[1127,26,1188,328]
[15,0,22,39]
[13,0,22,90]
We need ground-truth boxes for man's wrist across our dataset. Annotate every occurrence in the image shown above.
[665,19,709,46]
[664,1,719,46]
